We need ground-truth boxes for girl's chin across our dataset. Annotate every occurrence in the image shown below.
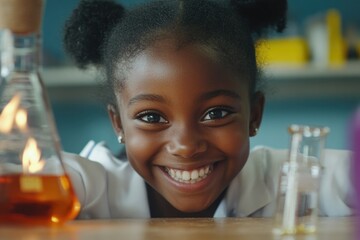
[172,203,211,213]
[165,194,222,216]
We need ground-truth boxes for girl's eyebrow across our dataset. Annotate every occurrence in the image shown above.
[128,90,241,106]
[198,89,242,102]
[128,94,166,106]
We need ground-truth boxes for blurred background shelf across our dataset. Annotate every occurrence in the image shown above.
[43,67,100,103]
[43,61,360,102]
[262,61,360,100]
[43,61,360,87]
[43,66,98,87]
[264,60,360,79]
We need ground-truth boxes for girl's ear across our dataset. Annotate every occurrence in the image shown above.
[249,91,265,137]
[107,104,123,136]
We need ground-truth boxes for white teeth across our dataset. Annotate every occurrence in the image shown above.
[191,170,199,180]
[176,170,182,179]
[199,168,205,177]
[182,171,190,181]
[166,164,213,184]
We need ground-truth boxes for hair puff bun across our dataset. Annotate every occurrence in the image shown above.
[63,0,125,68]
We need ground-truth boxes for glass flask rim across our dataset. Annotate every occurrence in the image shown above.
[288,124,330,137]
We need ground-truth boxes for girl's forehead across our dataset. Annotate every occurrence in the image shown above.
[118,42,251,104]
[123,40,249,88]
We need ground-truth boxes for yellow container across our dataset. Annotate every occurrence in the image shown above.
[326,9,346,66]
[256,37,309,66]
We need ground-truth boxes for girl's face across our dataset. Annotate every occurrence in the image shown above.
[109,40,263,213]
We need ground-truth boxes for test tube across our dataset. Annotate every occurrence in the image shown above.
[274,124,330,235]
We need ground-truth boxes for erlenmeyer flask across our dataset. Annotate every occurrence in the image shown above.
[0,0,80,225]
[273,124,330,235]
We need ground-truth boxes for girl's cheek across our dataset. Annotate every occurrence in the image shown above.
[125,130,162,164]
[212,123,249,150]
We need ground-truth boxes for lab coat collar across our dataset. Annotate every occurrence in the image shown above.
[122,167,151,218]
[80,141,151,218]
[216,156,273,217]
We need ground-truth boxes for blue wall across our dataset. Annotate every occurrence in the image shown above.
[43,1,360,154]
[287,0,360,25]
[250,98,359,151]
[52,102,121,154]
[42,0,360,63]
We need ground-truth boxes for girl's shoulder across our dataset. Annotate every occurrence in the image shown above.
[78,140,128,171]
[62,141,149,219]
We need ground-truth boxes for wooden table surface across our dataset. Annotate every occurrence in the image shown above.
[0,217,357,240]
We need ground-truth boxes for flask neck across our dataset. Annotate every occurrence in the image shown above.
[13,33,41,72]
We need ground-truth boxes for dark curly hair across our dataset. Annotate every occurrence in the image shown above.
[63,0,287,107]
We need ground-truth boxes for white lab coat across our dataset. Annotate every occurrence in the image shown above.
[62,141,354,219]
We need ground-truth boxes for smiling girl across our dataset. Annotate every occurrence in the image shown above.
[62,0,354,219]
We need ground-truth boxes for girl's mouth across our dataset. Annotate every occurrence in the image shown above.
[164,164,213,184]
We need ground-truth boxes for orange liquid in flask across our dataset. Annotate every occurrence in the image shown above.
[0,174,80,225]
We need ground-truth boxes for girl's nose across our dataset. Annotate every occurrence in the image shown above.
[165,126,208,159]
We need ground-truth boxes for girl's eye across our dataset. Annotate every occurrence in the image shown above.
[202,107,233,121]
[136,111,167,123]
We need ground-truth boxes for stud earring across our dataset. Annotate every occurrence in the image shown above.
[250,127,259,136]
[117,135,124,144]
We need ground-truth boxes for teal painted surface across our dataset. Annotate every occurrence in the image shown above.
[52,103,122,155]
[250,98,359,151]
[287,0,360,25]
[42,0,360,63]
[43,0,359,154]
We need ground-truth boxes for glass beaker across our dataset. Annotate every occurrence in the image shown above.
[0,0,80,225]
[273,124,330,235]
